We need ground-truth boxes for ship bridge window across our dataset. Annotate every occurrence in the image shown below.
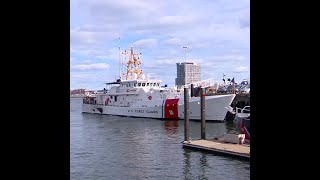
[146,83,149,86]
[134,83,137,87]
[153,83,156,86]
[138,83,141,86]
[142,83,145,87]
[157,83,160,86]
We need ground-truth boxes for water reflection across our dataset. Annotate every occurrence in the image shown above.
[183,149,210,180]
[163,120,179,136]
[199,153,209,180]
[225,119,237,134]
[183,149,192,180]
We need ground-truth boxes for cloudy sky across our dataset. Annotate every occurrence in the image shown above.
[70,0,250,90]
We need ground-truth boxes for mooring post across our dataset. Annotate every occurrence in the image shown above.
[184,87,190,142]
[201,87,206,139]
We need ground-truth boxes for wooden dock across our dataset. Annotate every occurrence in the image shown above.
[182,139,250,159]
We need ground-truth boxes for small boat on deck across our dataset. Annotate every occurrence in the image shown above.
[233,106,250,144]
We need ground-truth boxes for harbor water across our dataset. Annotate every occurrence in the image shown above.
[71,98,250,179]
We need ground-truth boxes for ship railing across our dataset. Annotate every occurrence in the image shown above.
[186,78,216,88]
[235,106,250,114]
[116,89,126,93]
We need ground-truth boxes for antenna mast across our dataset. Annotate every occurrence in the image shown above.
[183,46,189,62]
[118,37,121,79]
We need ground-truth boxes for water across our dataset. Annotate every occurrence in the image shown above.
[71,98,250,180]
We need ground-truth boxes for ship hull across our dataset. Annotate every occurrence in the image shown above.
[82,94,235,121]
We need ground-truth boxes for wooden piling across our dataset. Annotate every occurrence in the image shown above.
[190,84,194,97]
[184,87,190,142]
[201,87,206,139]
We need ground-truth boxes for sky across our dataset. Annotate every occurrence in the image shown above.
[70,0,250,90]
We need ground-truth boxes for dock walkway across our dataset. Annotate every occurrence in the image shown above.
[182,139,250,159]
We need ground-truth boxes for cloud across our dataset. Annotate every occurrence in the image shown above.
[71,63,109,71]
[155,59,180,65]
[163,38,182,46]
[71,0,250,89]
[70,26,120,48]
[70,28,98,45]
[212,55,247,61]
[70,47,120,62]
[235,66,249,72]
[71,74,93,79]
[86,0,162,23]
[95,55,109,59]
[136,15,200,29]
[82,60,93,64]
[74,24,116,32]
[133,38,158,48]
[90,0,158,15]
[239,11,250,28]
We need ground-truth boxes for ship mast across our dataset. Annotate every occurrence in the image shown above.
[122,50,127,79]
[125,47,143,80]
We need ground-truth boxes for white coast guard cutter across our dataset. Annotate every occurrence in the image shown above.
[82,47,235,121]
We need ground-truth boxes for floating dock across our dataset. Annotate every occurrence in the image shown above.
[182,139,250,159]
